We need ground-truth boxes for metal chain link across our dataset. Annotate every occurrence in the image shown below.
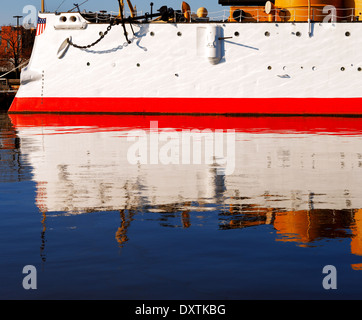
[68,19,120,49]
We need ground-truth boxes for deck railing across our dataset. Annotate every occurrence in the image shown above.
[85,8,362,23]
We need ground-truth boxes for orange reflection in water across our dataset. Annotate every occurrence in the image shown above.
[351,209,362,256]
[273,210,352,245]
[223,206,362,269]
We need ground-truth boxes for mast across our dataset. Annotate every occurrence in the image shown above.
[118,0,136,18]
[118,0,124,16]
[41,0,45,13]
[126,0,137,17]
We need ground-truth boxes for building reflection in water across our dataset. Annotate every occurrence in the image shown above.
[4,113,362,269]
[0,114,31,182]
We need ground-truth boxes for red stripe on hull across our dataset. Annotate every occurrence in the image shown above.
[8,97,362,115]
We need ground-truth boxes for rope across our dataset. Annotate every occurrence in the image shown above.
[0,60,29,78]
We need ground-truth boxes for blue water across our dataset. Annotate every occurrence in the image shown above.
[1,113,362,300]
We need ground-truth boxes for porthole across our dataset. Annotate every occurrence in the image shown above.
[312,66,316,71]
[345,31,351,37]
[234,31,240,37]
[267,66,272,70]
[70,16,77,22]
[296,31,301,37]
[264,31,270,37]
[150,31,155,36]
[87,62,90,66]
[341,67,345,71]
[358,67,362,71]
[136,63,140,67]
[60,16,67,22]
[177,31,182,37]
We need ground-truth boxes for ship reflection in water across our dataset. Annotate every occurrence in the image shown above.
[2,113,362,299]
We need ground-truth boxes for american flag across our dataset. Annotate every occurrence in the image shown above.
[36,17,47,36]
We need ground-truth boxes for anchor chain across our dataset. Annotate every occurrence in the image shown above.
[67,7,169,49]
[68,19,120,49]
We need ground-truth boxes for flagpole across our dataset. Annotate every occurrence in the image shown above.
[41,0,45,13]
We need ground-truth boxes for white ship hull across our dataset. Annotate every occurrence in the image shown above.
[9,12,362,114]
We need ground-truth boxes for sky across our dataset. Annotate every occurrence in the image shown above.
[0,0,225,25]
